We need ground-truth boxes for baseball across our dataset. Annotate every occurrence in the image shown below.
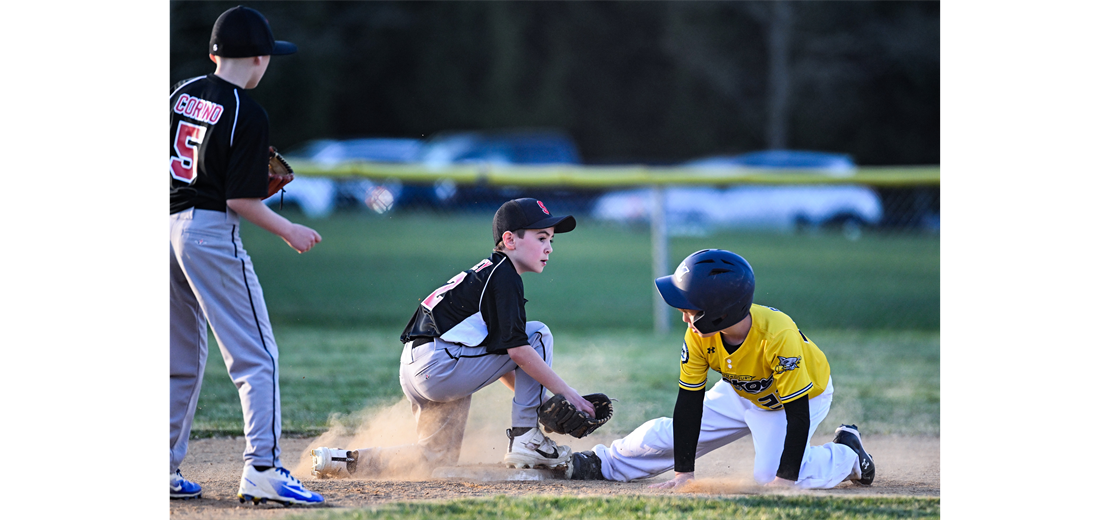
[365,185,395,214]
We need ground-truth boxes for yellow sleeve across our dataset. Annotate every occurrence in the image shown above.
[678,329,710,392]
[765,328,815,404]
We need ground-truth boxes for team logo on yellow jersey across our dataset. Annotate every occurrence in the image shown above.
[774,356,801,374]
[723,374,774,395]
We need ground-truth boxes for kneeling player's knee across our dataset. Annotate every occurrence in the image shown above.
[752,467,777,485]
[752,456,780,484]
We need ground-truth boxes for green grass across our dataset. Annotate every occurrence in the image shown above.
[285,495,940,520]
[193,327,406,436]
[192,209,938,435]
[193,326,938,436]
[239,210,939,331]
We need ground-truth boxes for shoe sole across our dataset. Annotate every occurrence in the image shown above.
[310,448,329,474]
[504,460,570,470]
[170,492,202,499]
[834,426,874,486]
[311,447,354,478]
[504,452,571,470]
[238,493,324,507]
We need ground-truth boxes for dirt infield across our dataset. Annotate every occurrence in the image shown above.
[169,432,939,519]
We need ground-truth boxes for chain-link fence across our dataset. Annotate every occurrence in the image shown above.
[274,163,939,231]
[264,161,939,334]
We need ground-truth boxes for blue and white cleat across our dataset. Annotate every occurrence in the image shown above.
[237,466,325,506]
[171,469,202,499]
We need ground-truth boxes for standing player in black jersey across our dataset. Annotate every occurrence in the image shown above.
[170,6,324,505]
[310,198,598,479]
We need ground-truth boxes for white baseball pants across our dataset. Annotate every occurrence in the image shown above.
[592,377,860,489]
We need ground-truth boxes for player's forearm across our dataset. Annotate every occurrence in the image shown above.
[776,396,810,481]
[673,388,705,473]
[227,198,293,236]
[227,198,321,253]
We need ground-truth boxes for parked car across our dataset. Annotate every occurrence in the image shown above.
[268,137,426,216]
[686,149,857,176]
[420,129,581,167]
[284,137,423,165]
[592,150,883,237]
[418,129,593,211]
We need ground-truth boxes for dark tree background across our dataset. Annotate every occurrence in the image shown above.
[170,1,938,166]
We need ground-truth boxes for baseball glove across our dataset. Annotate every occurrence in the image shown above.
[538,393,613,439]
[267,146,295,201]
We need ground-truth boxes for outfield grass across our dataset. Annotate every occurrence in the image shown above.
[193,326,938,436]
[284,495,940,520]
[193,210,939,436]
[239,210,939,331]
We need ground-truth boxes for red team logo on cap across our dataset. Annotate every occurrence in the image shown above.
[536,200,550,215]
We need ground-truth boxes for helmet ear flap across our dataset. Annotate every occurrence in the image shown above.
[699,314,727,331]
[692,298,751,334]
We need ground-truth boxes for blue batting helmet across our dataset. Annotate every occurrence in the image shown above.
[654,249,755,334]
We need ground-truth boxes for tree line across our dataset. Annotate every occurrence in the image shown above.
[170,1,939,166]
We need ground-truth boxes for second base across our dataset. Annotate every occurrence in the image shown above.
[432,464,568,481]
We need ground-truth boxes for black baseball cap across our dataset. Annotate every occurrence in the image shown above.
[493,198,576,244]
[209,6,297,57]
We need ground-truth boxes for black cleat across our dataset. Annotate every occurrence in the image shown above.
[568,451,604,480]
[833,424,875,486]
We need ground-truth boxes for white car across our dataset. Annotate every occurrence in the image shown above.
[592,151,883,237]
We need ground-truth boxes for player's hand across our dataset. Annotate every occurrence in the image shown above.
[282,223,322,253]
[649,472,694,489]
[566,391,596,418]
[766,477,796,488]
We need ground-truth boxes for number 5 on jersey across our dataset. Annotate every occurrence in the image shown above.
[170,121,207,183]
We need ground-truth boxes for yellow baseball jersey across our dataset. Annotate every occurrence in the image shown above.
[678,304,830,410]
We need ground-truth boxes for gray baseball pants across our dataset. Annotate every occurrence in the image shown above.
[170,207,282,473]
[382,322,554,470]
